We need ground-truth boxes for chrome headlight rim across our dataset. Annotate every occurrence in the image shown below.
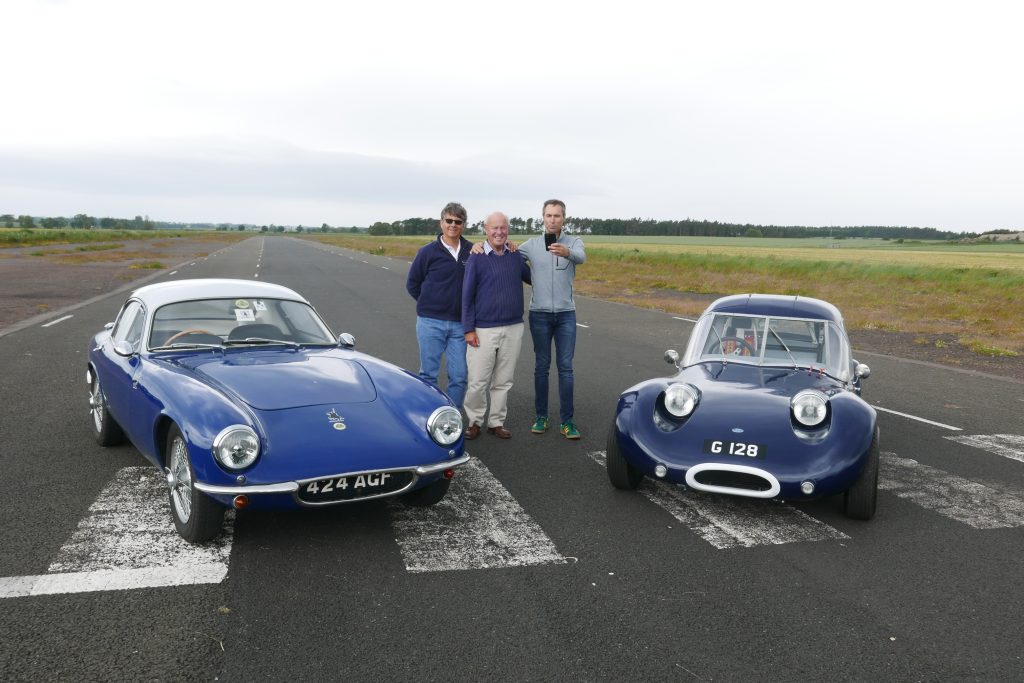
[212,425,261,470]
[791,390,829,427]
[427,406,463,446]
[662,383,700,419]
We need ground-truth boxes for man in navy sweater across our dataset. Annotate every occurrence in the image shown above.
[406,202,474,408]
[461,212,531,439]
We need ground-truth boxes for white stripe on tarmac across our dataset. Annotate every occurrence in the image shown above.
[0,565,229,598]
[586,452,848,549]
[41,315,73,327]
[389,458,565,572]
[944,434,1024,464]
[880,453,1024,528]
[0,467,233,599]
[872,406,961,431]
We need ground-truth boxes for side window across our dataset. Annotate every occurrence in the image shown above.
[112,301,142,343]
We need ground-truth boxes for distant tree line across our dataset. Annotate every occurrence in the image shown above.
[366,215,972,240]
[1,212,988,241]
[1,213,156,230]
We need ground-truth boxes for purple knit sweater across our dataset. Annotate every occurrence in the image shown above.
[461,249,531,332]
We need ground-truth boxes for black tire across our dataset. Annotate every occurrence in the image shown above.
[845,427,879,520]
[402,476,451,507]
[607,421,643,490]
[89,371,125,447]
[166,425,225,543]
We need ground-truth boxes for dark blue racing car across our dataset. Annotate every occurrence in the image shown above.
[607,294,878,519]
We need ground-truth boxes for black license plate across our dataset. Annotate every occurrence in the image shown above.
[297,470,414,503]
[702,439,766,459]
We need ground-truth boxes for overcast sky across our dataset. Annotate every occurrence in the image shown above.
[2,0,1020,232]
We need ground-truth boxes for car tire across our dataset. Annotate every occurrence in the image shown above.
[401,477,451,507]
[166,425,225,543]
[844,427,879,520]
[607,422,643,490]
[89,372,125,447]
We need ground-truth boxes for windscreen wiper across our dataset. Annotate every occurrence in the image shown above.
[222,337,300,349]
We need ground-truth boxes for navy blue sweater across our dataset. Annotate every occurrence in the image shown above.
[462,249,531,332]
[406,235,473,321]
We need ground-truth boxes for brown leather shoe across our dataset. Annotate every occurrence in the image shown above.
[464,424,481,440]
[487,426,512,439]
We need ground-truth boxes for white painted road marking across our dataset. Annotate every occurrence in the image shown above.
[389,458,565,572]
[944,434,1024,464]
[880,453,1024,528]
[576,323,590,328]
[672,316,698,323]
[41,315,73,328]
[0,467,233,599]
[586,451,848,549]
[873,406,962,431]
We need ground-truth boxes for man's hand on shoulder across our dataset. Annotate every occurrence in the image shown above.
[469,240,517,255]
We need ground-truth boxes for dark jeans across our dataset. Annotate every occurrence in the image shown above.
[529,310,576,424]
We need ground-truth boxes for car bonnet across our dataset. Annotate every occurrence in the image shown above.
[188,352,377,410]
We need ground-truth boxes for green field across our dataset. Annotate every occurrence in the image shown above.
[4,229,1020,357]
[299,233,1024,357]
[0,227,235,247]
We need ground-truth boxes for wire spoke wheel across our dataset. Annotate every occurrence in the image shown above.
[168,434,193,523]
[89,378,104,432]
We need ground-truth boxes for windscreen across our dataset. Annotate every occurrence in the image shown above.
[149,298,335,349]
[683,312,849,379]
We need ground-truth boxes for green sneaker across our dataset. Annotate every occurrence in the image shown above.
[531,416,549,434]
[560,421,581,440]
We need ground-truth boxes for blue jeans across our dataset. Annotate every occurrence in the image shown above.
[529,310,576,424]
[415,316,467,408]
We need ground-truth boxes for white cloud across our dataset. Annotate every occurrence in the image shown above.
[2,0,1021,231]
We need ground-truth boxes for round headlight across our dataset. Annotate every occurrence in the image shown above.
[212,426,260,470]
[428,406,463,446]
[791,390,828,427]
[663,383,700,418]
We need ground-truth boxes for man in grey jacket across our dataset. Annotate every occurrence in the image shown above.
[517,199,586,439]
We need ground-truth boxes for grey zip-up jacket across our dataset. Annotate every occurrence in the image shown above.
[519,232,586,312]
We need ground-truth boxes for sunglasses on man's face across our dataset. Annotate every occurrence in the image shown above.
[443,217,464,226]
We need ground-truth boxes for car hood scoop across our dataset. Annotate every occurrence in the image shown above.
[193,354,377,410]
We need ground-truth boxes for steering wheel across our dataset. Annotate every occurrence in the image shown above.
[165,329,216,345]
[719,335,756,356]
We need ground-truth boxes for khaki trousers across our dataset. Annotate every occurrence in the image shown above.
[464,323,524,429]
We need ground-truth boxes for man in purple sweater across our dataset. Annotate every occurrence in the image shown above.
[406,202,474,408]
[461,212,531,439]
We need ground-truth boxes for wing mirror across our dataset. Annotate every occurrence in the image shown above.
[855,363,871,380]
[338,333,356,348]
[664,349,681,370]
[113,341,136,357]
[104,322,115,330]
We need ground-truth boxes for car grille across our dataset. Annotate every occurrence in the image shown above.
[692,469,773,492]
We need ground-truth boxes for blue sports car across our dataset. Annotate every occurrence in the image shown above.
[87,279,467,543]
[607,294,878,519]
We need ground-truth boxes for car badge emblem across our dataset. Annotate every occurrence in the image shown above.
[327,409,347,431]
[731,427,744,434]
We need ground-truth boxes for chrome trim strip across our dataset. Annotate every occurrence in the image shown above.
[194,481,299,495]
[685,463,781,499]
[415,453,470,475]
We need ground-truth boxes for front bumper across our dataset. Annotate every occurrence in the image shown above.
[194,453,471,507]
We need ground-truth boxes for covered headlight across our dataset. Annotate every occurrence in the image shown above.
[428,406,463,446]
[663,383,700,418]
[791,390,828,427]
[212,425,260,470]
